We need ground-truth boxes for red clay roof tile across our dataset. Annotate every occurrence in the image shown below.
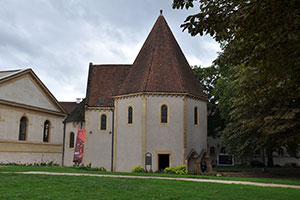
[59,102,78,114]
[86,64,131,107]
[118,15,205,98]
[86,15,205,107]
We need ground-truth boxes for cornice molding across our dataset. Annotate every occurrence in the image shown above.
[114,92,207,101]
[0,99,66,117]
[86,106,114,111]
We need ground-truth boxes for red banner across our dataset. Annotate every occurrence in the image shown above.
[73,129,86,163]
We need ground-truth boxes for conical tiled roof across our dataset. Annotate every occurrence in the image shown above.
[118,15,205,98]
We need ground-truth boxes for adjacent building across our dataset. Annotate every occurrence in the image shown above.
[0,69,66,164]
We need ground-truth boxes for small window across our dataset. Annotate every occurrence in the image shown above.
[210,147,215,155]
[43,120,50,142]
[100,114,107,130]
[19,117,27,141]
[161,104,168,124]
[128,106,133,124]
[69,132,75,148]
[220,147,226,154]
[194,106,199,125]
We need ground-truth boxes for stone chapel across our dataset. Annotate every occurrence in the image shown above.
[63,13,208,172]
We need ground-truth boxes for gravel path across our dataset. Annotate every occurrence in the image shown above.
[11,171,300,189]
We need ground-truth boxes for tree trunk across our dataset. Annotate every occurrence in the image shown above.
[266,147,274,167]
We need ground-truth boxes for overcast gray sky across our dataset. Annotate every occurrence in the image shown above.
[0,0,220,101]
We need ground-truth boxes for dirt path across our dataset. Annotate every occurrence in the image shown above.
[11,171,300,189]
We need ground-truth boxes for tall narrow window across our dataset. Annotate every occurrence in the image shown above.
[128,106,133,124]
[100,114,107,130]
[210,147,215,155]
[161,104,168,124]
[43,120,50,142]
[69,132,75,148]
[19,117,27,141]
[194,106,199,125]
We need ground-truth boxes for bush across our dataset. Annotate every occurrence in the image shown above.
[164,165,187,175]
[97,167,107,172]
[164,167,176,174]
[73,163,106,172]
[0,161,59,167]
[131,165,146,173]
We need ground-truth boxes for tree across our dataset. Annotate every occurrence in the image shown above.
[174,0,300,166]
[192,65,224,137]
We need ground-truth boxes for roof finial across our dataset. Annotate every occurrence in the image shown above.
[160,10,163,16]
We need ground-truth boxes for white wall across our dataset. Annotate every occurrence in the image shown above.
[0,75,60,112]
[83,109,113,171]
[0,152,62,164]
[115,97,143,172]
[146,96,185,171]
[63,122,83,166]
[0,105,63,144]
[186,98,207,157]
[0,104,64,165]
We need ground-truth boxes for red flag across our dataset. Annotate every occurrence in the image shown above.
[73,129,86,163]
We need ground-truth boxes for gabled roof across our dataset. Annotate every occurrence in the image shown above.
[86,63,131,107]
[0,69,22,79]
[60,102,78,114]
[0,68,66,114]
[64,99,86,122]
[118,15,206,98]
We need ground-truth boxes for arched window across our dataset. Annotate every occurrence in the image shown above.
[19,117,27,141]
[100,114,107,130]
[194,106,199,125]
[69,132,75,148]
[210,147,215,155]
[128,106,133,124]
[161,104,168,124]
[43,120,50,142]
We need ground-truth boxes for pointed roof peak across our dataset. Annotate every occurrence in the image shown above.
[118,15,206,98]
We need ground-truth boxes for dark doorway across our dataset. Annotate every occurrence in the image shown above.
[158,154,170,171]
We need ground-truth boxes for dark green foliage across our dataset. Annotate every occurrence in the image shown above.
[174,0,300,164]
[192,65,225,137]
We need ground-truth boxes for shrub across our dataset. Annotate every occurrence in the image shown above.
[131,165,146,173]
[73,163,106,171]
[164,165,187,175]
[97,167,107,172]
[164,167,176,174]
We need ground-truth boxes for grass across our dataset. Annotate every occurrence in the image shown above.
[0,173,300,200]
[1,165,300,186]
[214,167,300,173]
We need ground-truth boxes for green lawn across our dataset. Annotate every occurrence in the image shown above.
[1,165,300,186]
[0,173,299,200]
[214,167,300,174]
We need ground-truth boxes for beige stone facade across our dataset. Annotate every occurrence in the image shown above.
[62,15,209,172]
[63,93,207,172]
[0,69,65,165]
[63,121,83,166]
